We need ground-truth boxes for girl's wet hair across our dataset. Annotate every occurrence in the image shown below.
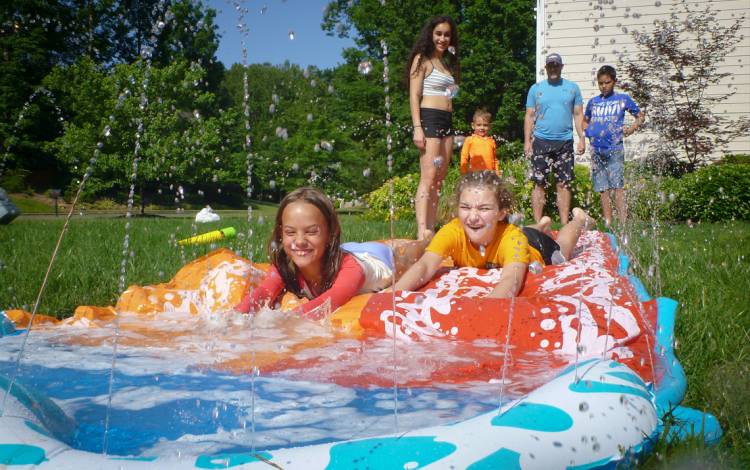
[404,16,461,87]
[454,170,514,212]
[270,187,343,298]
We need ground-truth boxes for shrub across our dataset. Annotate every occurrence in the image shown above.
[363,173,419,221]
[627,172,680,221]
[364,157,602,225]
[628,164,750,222]
[717,154,750,165]
[0,169,31,194]
[670,164,750,222]
[501,159,600,224]
[631,150,693,178]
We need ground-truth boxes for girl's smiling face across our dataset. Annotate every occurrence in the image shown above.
[432,22,452,54]
[281,201,330,277]
[458,187,507,247]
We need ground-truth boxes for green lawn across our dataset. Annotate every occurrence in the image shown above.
[9,194,54,213]
[0,217,747,467]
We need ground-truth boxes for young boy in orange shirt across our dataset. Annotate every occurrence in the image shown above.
[460,109,500,175]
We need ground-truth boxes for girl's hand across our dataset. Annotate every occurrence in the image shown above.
[413,127,426,150]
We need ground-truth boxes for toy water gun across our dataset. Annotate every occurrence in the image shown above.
[178,227,236,246]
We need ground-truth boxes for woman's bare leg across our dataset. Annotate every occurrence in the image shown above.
[416,138,441,240]
[428,136,452,229]
[555,207,595,260]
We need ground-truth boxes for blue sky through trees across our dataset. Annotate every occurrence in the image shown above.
[208,0,356,69]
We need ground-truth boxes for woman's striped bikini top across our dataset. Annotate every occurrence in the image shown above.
[422,61,455,97]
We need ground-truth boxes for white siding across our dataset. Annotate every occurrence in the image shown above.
[537,0,750,160]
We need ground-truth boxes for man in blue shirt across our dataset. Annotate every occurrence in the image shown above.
[584,65,645,226]
[524,53,586,225]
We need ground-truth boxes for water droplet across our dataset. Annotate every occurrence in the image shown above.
[260,5,268,15]
[550,250,566,265]
[528,261,543,274]
[444,84,459,98]
[275,127,288,140]
[447,46,456,55]
[269,180,276,189]
[579,401,589,412]
[362,168,371,177]
[288,30,295,40]
[103,125,111,137]
[508,213,524,225]
[358,60,372,75]
[306,113,313,122]
[433,156,444,168]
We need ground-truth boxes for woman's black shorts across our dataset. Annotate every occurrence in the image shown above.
[522,227,562,265]
[419,108,453,138]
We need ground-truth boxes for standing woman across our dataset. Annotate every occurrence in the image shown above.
[405,16,460,240]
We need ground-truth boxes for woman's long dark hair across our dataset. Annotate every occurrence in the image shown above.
[269,187,343,298]
[403,16,460,88]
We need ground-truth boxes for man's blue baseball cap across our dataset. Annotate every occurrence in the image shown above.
[545,53,563,65]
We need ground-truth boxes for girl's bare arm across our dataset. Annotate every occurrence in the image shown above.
[486,262,527,298]
[393,251,444,292]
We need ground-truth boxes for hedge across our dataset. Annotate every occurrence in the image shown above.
[364,160,750,223]
[364,158,601,224]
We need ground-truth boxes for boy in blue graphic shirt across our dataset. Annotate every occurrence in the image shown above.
[584,65,645,226]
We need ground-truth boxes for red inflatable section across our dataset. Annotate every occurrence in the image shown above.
[360,231,659,384]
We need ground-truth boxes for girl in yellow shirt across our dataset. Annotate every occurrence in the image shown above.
[394,171,593,298]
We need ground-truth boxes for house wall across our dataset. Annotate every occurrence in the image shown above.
[536,0,750,161]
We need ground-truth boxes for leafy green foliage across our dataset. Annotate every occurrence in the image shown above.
[670,164,750,222]
[628,163,750,222]
[323,0,535,138]
[718,154,750,165]
[363,172,419,221]
[363,154,601,225]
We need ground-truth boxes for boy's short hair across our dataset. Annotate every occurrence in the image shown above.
[472,108,492,122]
[596,65,617,81]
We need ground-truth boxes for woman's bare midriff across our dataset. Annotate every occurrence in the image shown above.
[420,96,452,113]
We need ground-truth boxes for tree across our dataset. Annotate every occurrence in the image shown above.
[620,3,749,170]
[322,0,536,138]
